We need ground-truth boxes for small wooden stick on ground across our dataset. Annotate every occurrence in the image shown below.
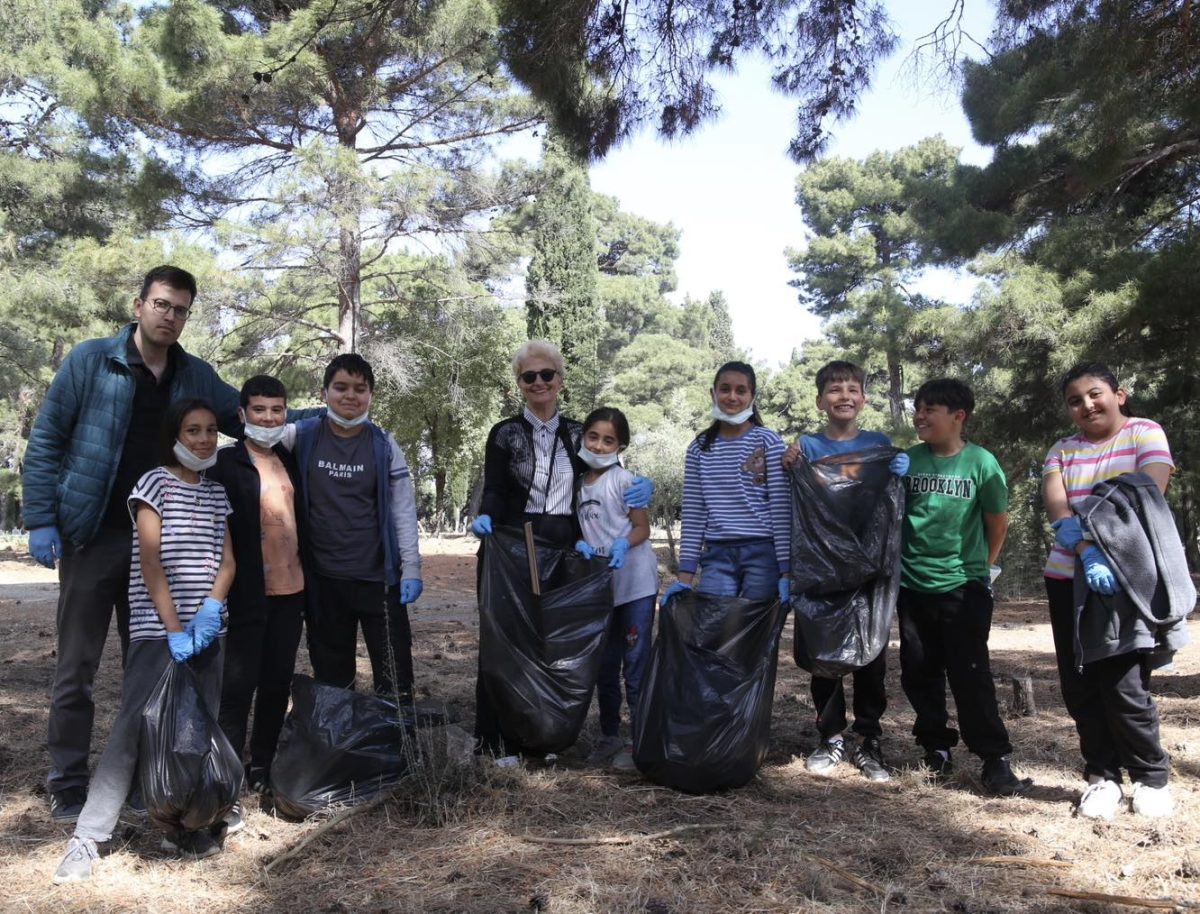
[807,854,887,896]
[262,790,396,877]
[974,856,1072,869]
[1043,888,1178,909]
[520,823,725,846]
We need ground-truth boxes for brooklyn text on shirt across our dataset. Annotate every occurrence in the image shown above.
[904,475,975,500]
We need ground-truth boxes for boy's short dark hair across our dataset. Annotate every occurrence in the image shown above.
[323,353,375,391]
[914,378,975,418]
[815,360,866,394]
[239,374,288,408]
[140,265,198,304]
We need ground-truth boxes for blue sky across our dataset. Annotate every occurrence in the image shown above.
[589,1,997,369]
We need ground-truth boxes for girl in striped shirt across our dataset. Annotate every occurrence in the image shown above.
[1042,362,1175,821]
[54,398,235,884]
[662,361,791,606]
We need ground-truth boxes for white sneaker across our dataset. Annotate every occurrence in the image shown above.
[492,754,521,769]
[53,836,100,884]
[1131,782,1174,818]
[1077,779,1123,819]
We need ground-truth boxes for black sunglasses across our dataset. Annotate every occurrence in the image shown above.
[519,369,558,384]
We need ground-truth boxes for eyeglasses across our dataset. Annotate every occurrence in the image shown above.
[519,369,558,384]
[145,298,192,321]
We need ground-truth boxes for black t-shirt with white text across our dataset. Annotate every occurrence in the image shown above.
[307,423,383,581]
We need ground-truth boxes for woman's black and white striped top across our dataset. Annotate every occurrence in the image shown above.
[126,466,232,642]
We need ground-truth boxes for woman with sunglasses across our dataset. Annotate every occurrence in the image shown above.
[469,339,651,761]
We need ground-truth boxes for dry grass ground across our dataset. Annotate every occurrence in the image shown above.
[2,535,1199,913]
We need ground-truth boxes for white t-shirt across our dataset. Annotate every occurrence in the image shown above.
[127,466,232,641]
[577,465,659,605]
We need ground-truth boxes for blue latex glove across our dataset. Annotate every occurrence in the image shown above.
[889,452,910,476]
[166,630,196,663]
[623,475,654,509]
[575,540,596,560]
[29,526,62,569]
[189,597,225,652]
[778,576,791,604]
[659,580,691,608]
[1052,516,1084,552]
[608,537,630,569]
[1082,545,1120,595]
[400,578,423,604]
[471,514,493,537]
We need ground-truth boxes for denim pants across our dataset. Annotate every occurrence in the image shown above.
[695,538,778,601]
[74,638,224,843]
[596,594,656,737]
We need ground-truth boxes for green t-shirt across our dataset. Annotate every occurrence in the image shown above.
[900,442,1008,593]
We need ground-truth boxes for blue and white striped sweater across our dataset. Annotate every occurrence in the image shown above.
[678,425,791,575]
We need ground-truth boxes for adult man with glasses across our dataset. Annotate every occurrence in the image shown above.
[23,265,243,822]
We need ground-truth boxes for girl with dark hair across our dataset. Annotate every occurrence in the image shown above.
[1042,361,1178,820]
[54,399,236,882]
[574,407,659,771]
[662,361,791,606]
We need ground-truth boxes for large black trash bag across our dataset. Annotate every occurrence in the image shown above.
[633,591,787,794]
[138,662,243,832]
[270,675,411,820]
[478,527,614,754]
[789,446,905,678]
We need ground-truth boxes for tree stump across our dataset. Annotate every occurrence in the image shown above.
[1011,674,1037,716]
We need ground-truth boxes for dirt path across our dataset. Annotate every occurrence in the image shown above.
[2,538,1199,913]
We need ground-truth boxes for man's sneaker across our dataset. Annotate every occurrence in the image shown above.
[247,767,270,795]
[49,787,87,824]
[805,738,846,774]
[222,802,245,836]
[851,737,891,783]
[1131,782,1174,818]
[1077,779,1123,819]
[491,754,521,769]
[612,743,636,772]
[161,829,221,860]
[52,836,100,884]
[981,756,1032,796]
[587,734,623,765]
[921,749,953,781]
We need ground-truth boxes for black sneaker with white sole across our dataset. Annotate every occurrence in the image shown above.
[805,738,846,774]
[921,749,953,781]
[851,737,891,782]
[49,787,87,823]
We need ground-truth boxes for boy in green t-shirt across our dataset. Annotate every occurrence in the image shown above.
[899,378,1031,796]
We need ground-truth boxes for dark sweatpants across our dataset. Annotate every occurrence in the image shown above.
[897,582,1012,759]
[306,573,414,698]
[218,591,306,777]
[811,649,888,741]
[46,534,133,794]
[1045,577,1169,788]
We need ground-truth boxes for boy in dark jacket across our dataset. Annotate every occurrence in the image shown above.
[210,376,306,796]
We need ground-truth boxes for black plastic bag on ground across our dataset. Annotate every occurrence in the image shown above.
[270,675,413,820]
[478,527,614,755]
[789,446,905,678]
[138,662,243,832]
[633,592,787,793]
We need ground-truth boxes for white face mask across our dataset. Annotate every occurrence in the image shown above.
[243,421,286,448]
[711,402,755,425]
[578,446,620,470]
[328,409,370,429]
[174,440,217,472]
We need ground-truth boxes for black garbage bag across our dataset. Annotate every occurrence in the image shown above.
[789,446,905,678]
[270,675,411,820]
[633,592,787,793]
[478,527,614,755]
[138,662,243,832]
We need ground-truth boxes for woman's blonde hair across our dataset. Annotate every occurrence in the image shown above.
[512,339,566,378]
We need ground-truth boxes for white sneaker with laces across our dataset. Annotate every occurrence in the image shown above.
[1077,779,1123,819]
[53,836,100,884]
[1131,782,1174,818]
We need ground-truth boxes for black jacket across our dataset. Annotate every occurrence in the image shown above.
[209,440,306,628]
[480,413,584,534]
[1072,472,1195,669]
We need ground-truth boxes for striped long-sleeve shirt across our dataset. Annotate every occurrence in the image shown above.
[1042,417,1174,580]
[678,425,791,575]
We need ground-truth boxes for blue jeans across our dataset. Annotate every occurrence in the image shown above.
[695,538,778,602]
[596,595,656,737]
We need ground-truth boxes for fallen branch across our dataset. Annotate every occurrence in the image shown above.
[1043,888,1177,909]
[262,790,396,876]
[807,854,887,896]
[974,856,1072,869]
[520,823,725,846]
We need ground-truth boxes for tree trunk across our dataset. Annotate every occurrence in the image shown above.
[887,356,904,427]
